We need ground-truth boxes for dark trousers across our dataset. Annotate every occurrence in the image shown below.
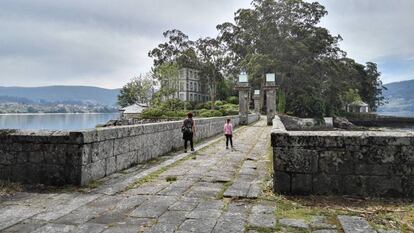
[225,134,233,147]
[184,133,194,150]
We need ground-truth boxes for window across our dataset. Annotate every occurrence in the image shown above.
[194,83,198,92]
[190,82,193,91]
[180,82,184,91]
[179,94,185,100]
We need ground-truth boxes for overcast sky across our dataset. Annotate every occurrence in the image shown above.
[0,0,413,88]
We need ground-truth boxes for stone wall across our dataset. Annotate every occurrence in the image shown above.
[0,114,260,186]
[271,115,414,197]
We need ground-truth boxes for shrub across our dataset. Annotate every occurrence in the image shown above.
[141,108,164,119]
[214,100,225,106]
[226,96,239,104]
[194,102,206,110]
[199,110,223,117]
[160,99,185,111]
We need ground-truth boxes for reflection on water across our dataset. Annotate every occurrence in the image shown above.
[0,113,120,131]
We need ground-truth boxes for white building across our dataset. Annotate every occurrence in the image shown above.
[163,68,210,102]
[346,100,369,113]
[119,103,148,120]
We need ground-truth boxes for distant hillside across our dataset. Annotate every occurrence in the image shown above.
[378,79,414,117]
[0,86,120,106]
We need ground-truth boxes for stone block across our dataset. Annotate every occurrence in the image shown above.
[105,156,117,176]
[91,140,114,162]
[273,171,291,194]
[274,147,318,173]
[318,151,354,175]
[43,144,67,165]
[116,152,135,171]
[312,173,343,195]
[81,160,106,185]
[0,151,15,165]
[113,138,129,156]
[291,173,312,195]
[28,151,44,164]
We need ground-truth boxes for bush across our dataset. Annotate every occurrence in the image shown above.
[195,102,206,110]
[226,96,239,105]
[214,100,225,106]
[159,99,185,111]
[141,108,164,119]
[163,110,188,118]
[199,110,223,117]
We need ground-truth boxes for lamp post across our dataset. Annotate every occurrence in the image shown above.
[235,73,251,125]
[263,73,278,126]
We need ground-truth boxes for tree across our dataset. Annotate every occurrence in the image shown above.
[148,29,197,68]
[118,73,156,107]
[216,0,384,118]
[151,62,180,106]
[196,37,226,109]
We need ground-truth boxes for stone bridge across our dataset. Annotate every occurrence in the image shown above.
[0,117,400,233]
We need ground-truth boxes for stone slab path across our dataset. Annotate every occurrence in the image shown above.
[0,118,401,233]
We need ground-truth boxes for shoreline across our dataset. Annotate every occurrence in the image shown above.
[0,112,119,116]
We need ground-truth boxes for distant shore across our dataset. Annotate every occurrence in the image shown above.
[0,112,119,116]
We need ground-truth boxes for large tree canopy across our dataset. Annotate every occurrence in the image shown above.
[217,0,384,117]
[146,0,385,118]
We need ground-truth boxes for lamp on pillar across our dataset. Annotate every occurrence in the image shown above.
[253,90,261,113]
[235,73,251,125]
[263,73,278,126]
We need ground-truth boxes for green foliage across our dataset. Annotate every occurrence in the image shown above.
[214,100,225,106]
[277,91,286,114]
[226,96,239,104]
[343,89,362,105]
[199,110,223,117]
[159,99,185,111]
[217,0,385,117]
[220,104,239,116]
[141,108,164,118]
[118,73,155,108]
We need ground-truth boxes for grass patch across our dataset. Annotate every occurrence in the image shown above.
[0,180,23,196]
[245,225,274,233]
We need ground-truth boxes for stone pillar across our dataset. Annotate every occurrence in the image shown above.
[235,74,251,125]
[264,73,278,126]
[253,90,261,113]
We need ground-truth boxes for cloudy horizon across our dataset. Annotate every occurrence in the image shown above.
[0,0,413,89]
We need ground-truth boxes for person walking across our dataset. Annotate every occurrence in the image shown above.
[224,118,233,149]
[182,112,195,153]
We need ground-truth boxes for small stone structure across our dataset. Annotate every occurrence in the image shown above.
[0,114,260,186]
[264,73,278,126]
[235,74,251,125]
[346,100,369,113]
[271,115,414,197]
[253,90,261,113]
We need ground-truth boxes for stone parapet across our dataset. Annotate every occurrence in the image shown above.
[0,114,260,186]
[271,116,414,197]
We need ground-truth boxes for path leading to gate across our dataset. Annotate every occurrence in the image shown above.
[0,118,399,233]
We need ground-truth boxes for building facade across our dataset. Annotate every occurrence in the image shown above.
[163,68,210,102]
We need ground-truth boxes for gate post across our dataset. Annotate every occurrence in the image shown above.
[235,73,251,125]
[253,90,261,113]
[264,73,278,126]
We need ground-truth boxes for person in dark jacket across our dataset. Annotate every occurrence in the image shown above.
[182,112,196,153]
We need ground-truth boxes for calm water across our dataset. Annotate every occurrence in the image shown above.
[0,113,120,131]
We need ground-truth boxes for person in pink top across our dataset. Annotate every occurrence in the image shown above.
[224,118,234,149]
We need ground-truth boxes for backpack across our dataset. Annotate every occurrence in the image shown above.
[182,119,193,134]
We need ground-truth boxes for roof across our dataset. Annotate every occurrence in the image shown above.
[349,100,369,107]
[120,103,148,114]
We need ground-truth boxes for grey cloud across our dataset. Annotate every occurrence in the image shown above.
[0,0,250,88]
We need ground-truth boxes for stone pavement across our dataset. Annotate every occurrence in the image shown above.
[0,118,401,233]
